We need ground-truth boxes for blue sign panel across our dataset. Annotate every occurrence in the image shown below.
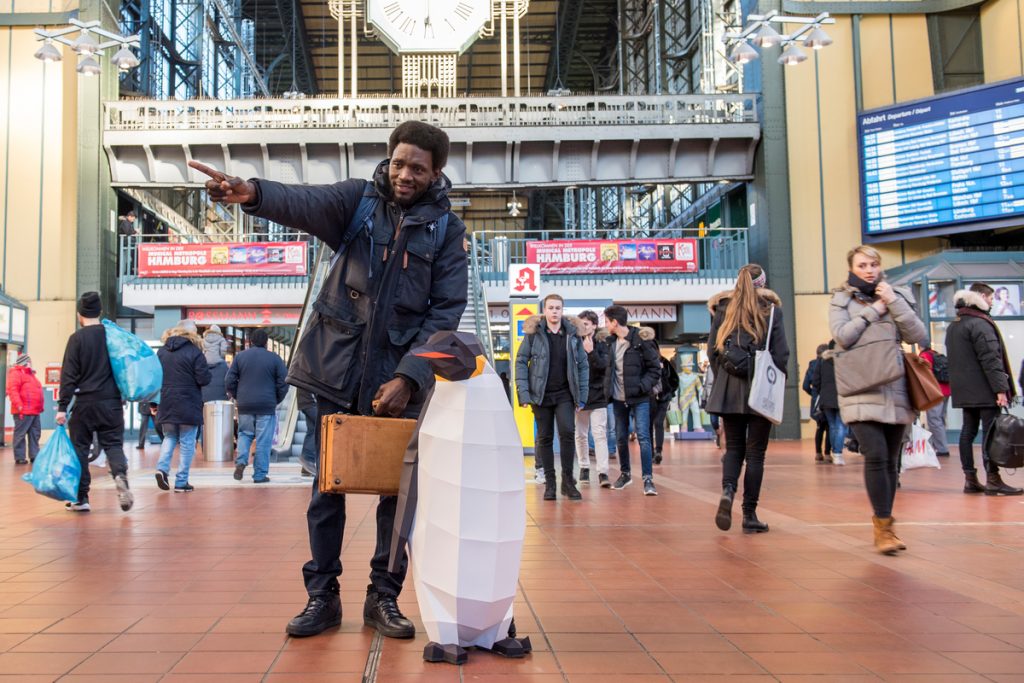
[857,77,1024,241]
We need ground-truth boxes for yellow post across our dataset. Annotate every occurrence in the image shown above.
[509,301,538,448]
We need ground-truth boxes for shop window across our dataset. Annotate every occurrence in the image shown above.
[927,7,984,93]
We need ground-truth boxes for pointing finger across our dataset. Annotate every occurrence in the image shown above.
[188,160,226,181]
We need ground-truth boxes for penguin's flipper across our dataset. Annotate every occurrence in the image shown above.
[387,387,434,574]
[423,642,468,665]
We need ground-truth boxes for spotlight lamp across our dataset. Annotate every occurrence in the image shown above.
[507,194,522,217]
[722,11,834,68]
[33,19,141,75]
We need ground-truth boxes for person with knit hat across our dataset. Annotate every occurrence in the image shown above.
[55,291,134,512]
[6,353,44,464]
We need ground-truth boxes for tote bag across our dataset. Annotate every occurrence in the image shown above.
[900,422,941,472]
[748,305,786,425]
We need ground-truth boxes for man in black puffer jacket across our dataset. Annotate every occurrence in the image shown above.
[191,122,467,641]
[946,283,1021,496]
[603,305,662,495]
[574,310,611,487]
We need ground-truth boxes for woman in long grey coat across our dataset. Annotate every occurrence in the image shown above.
[829,245,926,555]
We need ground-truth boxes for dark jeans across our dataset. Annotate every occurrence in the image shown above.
[651,398,671,452]
[959,406,1000,474]
[612,399,653,478]
[68,399,128,503]
[302,396,407,599]
[721,413,772,513]
[814,416,830,454]
[823,408,846,455]
[532,400,576,481]
[850,421,906,518]
[13,414,41,462]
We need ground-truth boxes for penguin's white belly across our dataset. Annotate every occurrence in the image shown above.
[410,370,526,649]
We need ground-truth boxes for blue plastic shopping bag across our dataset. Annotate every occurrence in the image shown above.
[102,319,162,401]
[22,424,81,502]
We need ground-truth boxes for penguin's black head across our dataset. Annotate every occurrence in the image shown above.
[410,331,486,382]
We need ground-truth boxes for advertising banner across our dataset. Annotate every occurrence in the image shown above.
[186,307,303,326]
[526,238,699,274]
[138,241,308,277]
[510,302,539,449]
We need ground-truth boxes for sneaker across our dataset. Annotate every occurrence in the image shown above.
[115,475,134,511]
[253,477,271,484]
[14,459,28,465]
[65,500,91,512]
[561,480,583,500]
[233,463,245,481]
[579,467,590,484]
[612,472,632,490]
[286,594,341,637]
[364,591,415,639]
[598,473,611,488]
[643,476,658,496]
[534,469,546,485]
[174,483,195,493]
[832,454,846,466]
[155,470,169,491]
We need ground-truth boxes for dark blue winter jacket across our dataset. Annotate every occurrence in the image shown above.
[225,346,288,415]
[242,160,468,416]
[157,336,212,426]
[202,361,229,403]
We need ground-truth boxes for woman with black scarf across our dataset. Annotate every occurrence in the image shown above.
[829,245,927,555]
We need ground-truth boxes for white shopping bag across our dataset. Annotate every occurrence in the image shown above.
[748,305,786,425]
[901,422,940,472]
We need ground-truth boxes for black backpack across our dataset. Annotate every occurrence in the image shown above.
[930,352,950,384]
[985,410,1024,469]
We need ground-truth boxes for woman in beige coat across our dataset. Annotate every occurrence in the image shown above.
[829,245,927,555]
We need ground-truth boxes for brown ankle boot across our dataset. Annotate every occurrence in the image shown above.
[872,516,901,555]
[963,471,985,494]
[889,517,907,550]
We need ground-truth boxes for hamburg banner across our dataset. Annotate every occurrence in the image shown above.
[526,238,699,274]
[138,241,308,277]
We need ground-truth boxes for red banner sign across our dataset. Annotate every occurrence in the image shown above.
[186,307,303,326]
[138,241,308,277]
[526,238,698,274]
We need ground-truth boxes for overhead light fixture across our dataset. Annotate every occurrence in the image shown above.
[76,55,101,76]
[729,41,759,65]
[110,45,140,70]
[750,23,782,48]
[34,40,62,63]
[803,26,833,49]
[72,30,99,55]
[778,43,808,66]
[507,193,522,217]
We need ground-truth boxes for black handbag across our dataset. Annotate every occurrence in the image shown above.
[985,409,1024,469]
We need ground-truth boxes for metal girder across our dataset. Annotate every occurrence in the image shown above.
[545,0,587,90]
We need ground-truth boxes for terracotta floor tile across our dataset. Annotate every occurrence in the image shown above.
[849,651,973,675]
[0,651,89,674]
[555,651,664,674]
[170,649,278,674]
[653,651,766,675]
[748,651,869,675]
[99,633,203,652]
[192,632,287,651]
[724,633,832,652]
[270,649,367,673]
[545,633,645,652]
[70,651,183,674]
[160,675,264,683]
[126,616,219,633]
[908,632,1022,652]
[636,633,737,652]
[10,633,115,652]
[58,675,162,683]
[945,651,1024,674]
[263,675,362,683]
[43,617,139,634]
[0,633,29,652]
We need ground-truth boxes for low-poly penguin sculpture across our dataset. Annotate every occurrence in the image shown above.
[389,331,530,665]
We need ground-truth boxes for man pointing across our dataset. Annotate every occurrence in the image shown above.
[190,121,468,639]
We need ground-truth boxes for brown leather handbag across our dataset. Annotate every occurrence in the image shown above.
[903,348,944,412]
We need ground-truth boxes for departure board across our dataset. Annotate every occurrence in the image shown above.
[857,77,1024,241]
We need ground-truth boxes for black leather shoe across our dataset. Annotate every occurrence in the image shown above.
[286,594,341,637]
[715,485,736,531]
[543,480,557,500]
[561,480,582,500]
[742,512,770,534]
[364,592,415,638]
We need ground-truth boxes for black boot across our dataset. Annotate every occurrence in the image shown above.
[985,469,1024,496]
[561,478,582,500]
[963,471,985,494]
[286,594,341,637]
[742,510,770,534]
[653,449,663,465]
[364,591,415,638]
[543,480,557,500]
[715,484,736,531]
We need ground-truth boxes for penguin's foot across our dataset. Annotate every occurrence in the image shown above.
[423,642,467,665]
[491,636,533,658]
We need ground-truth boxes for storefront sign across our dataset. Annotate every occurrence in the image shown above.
[186,307,303,326]
[138,241,308,277]
[510,264,541,297]
[624,304,678,322]
[526,238,699,274]
[488,305,510,324]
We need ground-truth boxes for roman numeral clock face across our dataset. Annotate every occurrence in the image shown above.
[368,0,491,54]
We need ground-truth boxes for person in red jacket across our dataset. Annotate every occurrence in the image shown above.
[6,354,44,464]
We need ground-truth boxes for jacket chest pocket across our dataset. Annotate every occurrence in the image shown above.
[394,235,435,314]
[292,301,366,405]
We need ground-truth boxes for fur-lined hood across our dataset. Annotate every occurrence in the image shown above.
[602,325,656,342]
[707,288,782,314]
[954,289,990,312]
[578,327,611,342]
[522,314,580,335]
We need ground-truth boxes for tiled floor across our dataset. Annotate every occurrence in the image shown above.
[1,436,1023,682]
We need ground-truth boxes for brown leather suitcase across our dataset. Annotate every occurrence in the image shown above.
[318,414,417,495]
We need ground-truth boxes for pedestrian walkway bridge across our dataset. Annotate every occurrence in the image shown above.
[103,94,760,189]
